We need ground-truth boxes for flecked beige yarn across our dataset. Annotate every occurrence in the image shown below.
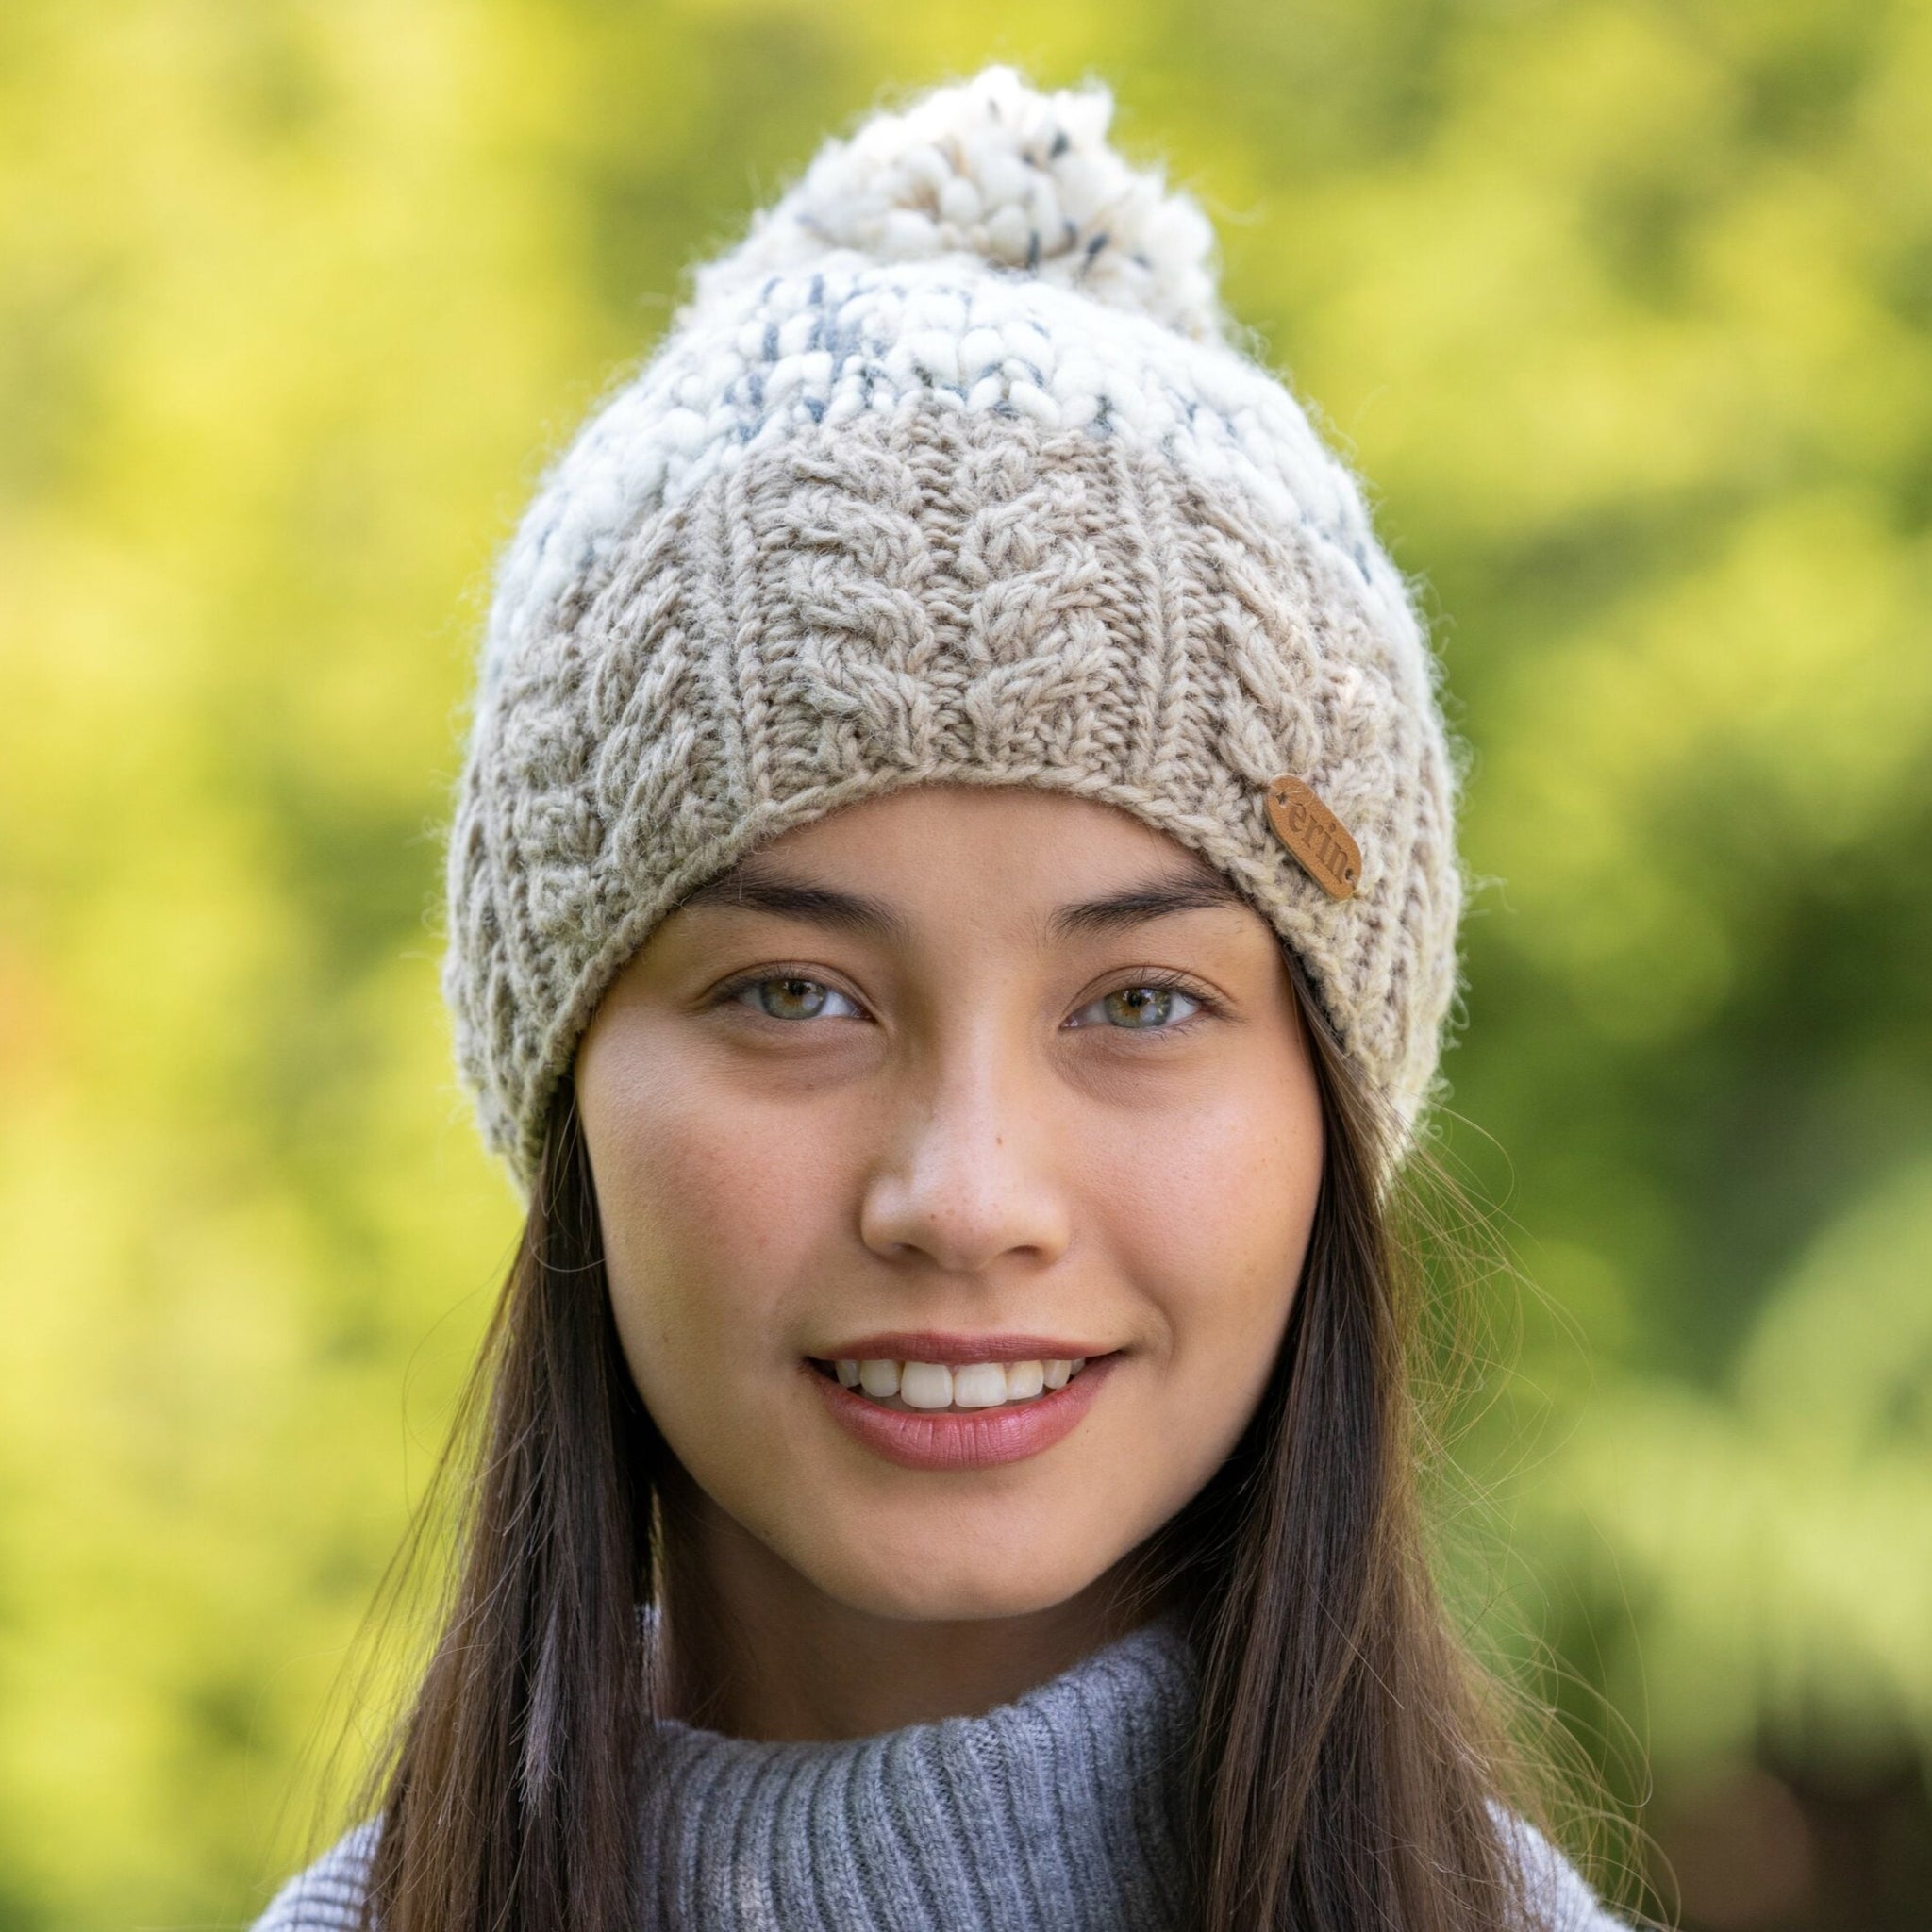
[443,66,1464,1191]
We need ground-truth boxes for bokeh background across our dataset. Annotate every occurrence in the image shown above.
[3,2,1929,1927]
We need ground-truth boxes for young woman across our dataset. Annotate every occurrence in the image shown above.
[258,65,1629,1932]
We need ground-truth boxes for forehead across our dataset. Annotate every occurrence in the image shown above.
[719,784,1234,885]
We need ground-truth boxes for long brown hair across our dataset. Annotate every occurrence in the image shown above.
[357,948,1557,1932]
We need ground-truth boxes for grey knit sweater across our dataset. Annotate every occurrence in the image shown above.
[252,1617,1622,1930]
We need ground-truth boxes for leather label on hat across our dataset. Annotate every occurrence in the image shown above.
[1264,775,1360,900]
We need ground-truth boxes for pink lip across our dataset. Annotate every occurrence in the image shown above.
[808,1355,1117,1472]
[816,1331,1107,1366]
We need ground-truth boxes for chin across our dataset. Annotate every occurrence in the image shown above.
[805,1533,1108,1624]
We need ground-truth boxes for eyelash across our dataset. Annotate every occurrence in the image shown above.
[709,967,866,1024]
[1068,967,1222,1038]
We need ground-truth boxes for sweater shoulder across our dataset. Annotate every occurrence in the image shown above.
[1504,1810,1635,1932]
[252,1821,377,1932]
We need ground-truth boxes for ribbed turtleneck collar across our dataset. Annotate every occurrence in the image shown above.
[635,1615,1199,1931]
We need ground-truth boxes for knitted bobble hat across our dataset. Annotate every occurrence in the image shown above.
[444,65,1464,1191]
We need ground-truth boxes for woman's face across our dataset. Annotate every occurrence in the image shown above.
[575,785,1324,1623]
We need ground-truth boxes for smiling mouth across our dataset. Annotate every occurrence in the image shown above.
[807,1356,1094,1414]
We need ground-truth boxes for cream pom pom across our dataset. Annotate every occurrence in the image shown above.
[693,65,1224,342]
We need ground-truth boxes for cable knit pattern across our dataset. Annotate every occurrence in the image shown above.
[442,65,1465,1189]
[251,1620,1625,1932]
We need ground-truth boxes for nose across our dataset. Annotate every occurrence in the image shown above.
[858,1041,1073,1277]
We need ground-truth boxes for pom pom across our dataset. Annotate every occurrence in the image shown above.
[695,65,1225,342]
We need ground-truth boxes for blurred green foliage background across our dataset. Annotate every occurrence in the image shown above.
[2,2,1929,1927]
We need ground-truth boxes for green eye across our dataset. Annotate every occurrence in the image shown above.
[1105,986,1186,1029]
[1071,984,1204,1031]
[735,975,861,1022]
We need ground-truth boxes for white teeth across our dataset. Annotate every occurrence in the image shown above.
[952,1362,1008,1408]
[833,1355,1093,1409]
[899,1362,955,1409]
[858,1359,901,1398]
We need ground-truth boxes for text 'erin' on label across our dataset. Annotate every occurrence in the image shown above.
[1264,776,1361,901]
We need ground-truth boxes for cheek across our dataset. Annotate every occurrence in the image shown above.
[580,1069,836,1429]
[581,1069,874,1583]
[1086,1076,1319,1338]
[1076,1073,1321,1491]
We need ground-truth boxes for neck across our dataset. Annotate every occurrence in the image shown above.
[656,1473,1148,1742]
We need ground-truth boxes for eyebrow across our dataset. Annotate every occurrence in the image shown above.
[677,863,912,944]
[1042,866,1246,943]
[677,854,1246,946]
